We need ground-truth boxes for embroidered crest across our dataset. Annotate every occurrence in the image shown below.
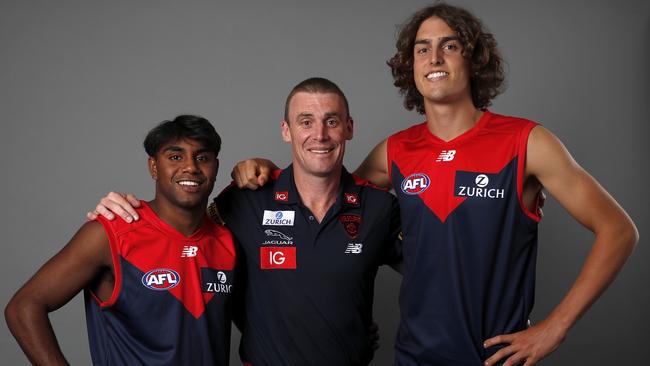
[339,214,362,239]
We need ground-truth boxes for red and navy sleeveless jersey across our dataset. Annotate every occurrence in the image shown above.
[388,111,541,365]
[86,201,236,366]
[215,166,402,366]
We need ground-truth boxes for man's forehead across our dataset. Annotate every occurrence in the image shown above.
[288,92,347,116]
[415,16,457,40]
[159,138,207,152]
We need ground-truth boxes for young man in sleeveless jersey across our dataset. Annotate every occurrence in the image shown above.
[6,115,236,365]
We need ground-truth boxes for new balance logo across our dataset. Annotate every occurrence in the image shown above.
[436,150,456,162]
[181,246,198,257]
[345,243,363,254]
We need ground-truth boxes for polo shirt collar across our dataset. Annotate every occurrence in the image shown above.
[272,164,361,208]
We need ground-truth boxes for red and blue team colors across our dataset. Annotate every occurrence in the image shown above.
[388,111,541,365]
[87,201,236,366]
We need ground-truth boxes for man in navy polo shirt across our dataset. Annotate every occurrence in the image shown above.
[89,77,402,365]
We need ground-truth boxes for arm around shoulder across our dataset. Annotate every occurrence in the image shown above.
[354,138,392,189]
[5,220,113,366]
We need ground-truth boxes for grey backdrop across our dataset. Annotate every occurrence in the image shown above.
[2,0,648,365]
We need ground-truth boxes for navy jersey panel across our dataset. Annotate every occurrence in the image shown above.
[86,202,236,366]
[215,166,402,366]
[389,112,540,365]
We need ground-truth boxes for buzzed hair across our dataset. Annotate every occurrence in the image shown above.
[283,77,350,122]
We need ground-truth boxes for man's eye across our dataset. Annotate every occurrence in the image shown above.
[416,47,429,55]
[301,120,311,127]
[442,43,458,52]
[195,155,208,162]
[326,119,339,127]
[169,155,182,161]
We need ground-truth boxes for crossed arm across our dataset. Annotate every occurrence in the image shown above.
[5,221,112,366]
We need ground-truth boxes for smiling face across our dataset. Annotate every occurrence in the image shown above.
[148,138,218,211]
[282,92,353,179]
[413,16,473,109]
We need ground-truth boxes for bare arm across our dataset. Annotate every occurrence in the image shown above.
[484,126,638,366]
[5,221,112,366]
[353,139,391,189]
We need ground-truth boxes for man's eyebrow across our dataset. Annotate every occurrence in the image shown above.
[439,35,460,44]
[162,146,185,153]
[297,112,314,119]
[414,35,460,46]
[324,112,342,118]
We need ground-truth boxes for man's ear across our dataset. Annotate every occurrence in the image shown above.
[346,117,354,140]
[281,120,292,143]
[148,156,158,180]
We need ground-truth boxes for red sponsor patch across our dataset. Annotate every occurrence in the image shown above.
[339,214,362,239]
[260,247,296,269]
[275,191,288,202]
[344,192,359,205]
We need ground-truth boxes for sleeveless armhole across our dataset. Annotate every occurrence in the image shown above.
[92,217,123,307]
[516,122,542,222]
[386,136,394,182]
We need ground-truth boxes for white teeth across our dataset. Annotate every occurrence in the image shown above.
[178,181,199,186]
[427,71,448,79]
[309,149,333,154]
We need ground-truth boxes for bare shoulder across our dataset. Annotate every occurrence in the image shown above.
[355,138,391,189]
[61,220,112,268]
[525,125,578,181]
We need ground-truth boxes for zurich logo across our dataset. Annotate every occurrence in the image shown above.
[142,268,180,290]
[475,174,489,187]
[275,211,283,220]
[216,271,227,284]
[401,173,430,195]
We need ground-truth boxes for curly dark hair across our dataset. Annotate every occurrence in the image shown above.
[387,2,505,113]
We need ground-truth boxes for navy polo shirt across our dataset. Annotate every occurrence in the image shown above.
[215,165,401,366]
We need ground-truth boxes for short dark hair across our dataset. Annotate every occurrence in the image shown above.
[387,2,505,113]
[284,77,350,122]
[143,115,222,157]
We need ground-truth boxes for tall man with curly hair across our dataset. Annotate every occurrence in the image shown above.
[351,4,637,365]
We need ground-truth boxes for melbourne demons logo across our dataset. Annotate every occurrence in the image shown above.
[401,173,430,195]
[142,268,180,290]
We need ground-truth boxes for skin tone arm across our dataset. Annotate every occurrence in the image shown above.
[353,138,392,189]
[483,126,638,366]
[5,221,113,366]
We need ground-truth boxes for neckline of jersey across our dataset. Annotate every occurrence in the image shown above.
[139,200,211,241]
[422,110,492,146]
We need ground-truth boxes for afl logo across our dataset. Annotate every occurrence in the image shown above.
[401,173,430,195]
[142,268,180,290]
